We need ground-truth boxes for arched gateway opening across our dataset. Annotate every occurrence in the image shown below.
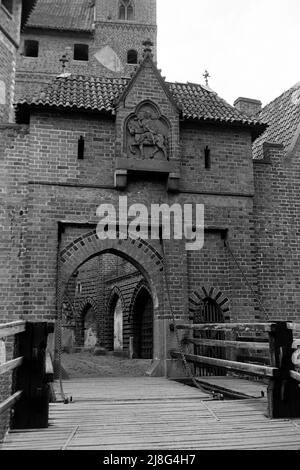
[57,231,164,377]
[130,284,153,359]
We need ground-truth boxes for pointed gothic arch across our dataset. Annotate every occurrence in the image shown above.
[106,286,126,352]
[188,286,230,376]
[58,230,163,308]
[128,279,152,322]
[74,297,98,347]
[130,281,154,359]
[77,296,98,317]
[107,286,126,313]
[118,0,134,21]
[57,230,164,360]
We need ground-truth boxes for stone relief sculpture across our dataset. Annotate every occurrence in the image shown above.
[126,104,170,160]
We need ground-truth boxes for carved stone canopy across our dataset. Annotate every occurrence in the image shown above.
[125,102,170,161]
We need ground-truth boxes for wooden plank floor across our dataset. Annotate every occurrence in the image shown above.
[1,377,300,450]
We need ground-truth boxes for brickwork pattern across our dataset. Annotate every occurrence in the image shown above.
[253,142,300,320]
[3,0,295,432]
[0,0,22,123]
[0,50,259,349]
[0,35,14,122]
[16,0,157,94]
[180,123,254,194]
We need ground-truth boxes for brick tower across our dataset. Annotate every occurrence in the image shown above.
[15,0,157,98]
[0,0,36,122]
[93,0,157,75]
[0,0,23,122]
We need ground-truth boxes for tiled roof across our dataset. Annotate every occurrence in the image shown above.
[25,0,94,32]
[21,0,37,28]
[169,82,263,127]
[16,74,266,133]
[17,75,127,114]
[253,82,300,159]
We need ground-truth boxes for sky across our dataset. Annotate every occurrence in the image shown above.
[157,0,300,106]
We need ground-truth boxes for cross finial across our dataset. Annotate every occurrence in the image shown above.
[203,70,211,86]
[59,54,69,72]
[142,39,154,57]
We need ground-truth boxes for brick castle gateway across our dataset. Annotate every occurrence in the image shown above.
[0,0,300,378]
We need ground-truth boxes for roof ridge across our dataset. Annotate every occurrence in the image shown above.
[168,81,208,90]
[15,72,267,139]
[261,82,300,112]
[55,74,129,83]
[116,52,181,113]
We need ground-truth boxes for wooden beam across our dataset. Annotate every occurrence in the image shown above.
[0,391,22,416]
[236,336,268,343]
[290,370,300,383]
[188,338,270,350]
[0,321,26,338]
[12,323,50,429]
[45,352,54,383]
[287,323,300,333]
[176,323,275,332]
[170,351,277,377]
[0,357,23,375]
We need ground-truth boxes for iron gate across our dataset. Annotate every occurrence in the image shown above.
[193,298,226,376]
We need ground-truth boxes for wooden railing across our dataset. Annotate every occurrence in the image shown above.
[0,321,26,421]
[170,321,300,419]
[0,321,54,431]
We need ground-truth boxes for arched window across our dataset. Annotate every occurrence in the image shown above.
[118,0,134,21]
[127,49,138,64]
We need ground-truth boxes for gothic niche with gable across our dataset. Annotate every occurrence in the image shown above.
[125,103,170,161]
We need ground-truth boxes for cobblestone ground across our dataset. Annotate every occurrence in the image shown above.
[61,352,152,378]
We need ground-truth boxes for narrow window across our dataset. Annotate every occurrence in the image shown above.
[119,4,125,20]
[2,0,13,14]
[204,146,211,169]
[119,0,134,21]
[127,49,138,64]
[24,40,39,57]
[78,136,85,160]
[74,44,89,61]
[76,282,82,294]
[127,4,134,20]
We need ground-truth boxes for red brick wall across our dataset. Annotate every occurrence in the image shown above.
[253,141,300,321]
[28,112,116,186]
[0,0,22,122]
[180,123,254,195]
[0,49,260,372]
[0,111,257,329]
[0,0,21,45]
[62,251,143,352]
[0,35,14,122]
[95,0,156,25]
[0,124,29,323]
[16,0,157,97]
[91,22,157,76]
[16,31,93,101]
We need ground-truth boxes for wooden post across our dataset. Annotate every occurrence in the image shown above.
[267,322,300,418]
[12,323,53,429]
